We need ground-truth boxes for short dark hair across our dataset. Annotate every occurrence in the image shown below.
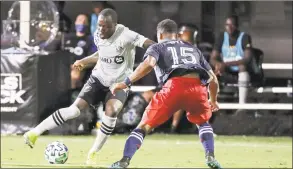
[157,19,178,34]
[227,15,239,27]
[178,23,198,31]
[99,8,118,23]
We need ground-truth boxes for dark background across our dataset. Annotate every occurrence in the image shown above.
[1,1,292,79]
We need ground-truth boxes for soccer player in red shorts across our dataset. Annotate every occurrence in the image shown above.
[110,19,222,169]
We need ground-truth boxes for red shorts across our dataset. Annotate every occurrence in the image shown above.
[141,77,212,128]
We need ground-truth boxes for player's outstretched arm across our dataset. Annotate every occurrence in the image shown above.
[110,55,156,94]
[81,51,99,67]
[208,70,220,112]
[128,55,156,83]
[142,39,156,49]
[73,51,99,71]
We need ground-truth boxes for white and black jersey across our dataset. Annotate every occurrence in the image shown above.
[92,24,147,87]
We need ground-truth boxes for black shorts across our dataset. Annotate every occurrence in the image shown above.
[78,75,129,106]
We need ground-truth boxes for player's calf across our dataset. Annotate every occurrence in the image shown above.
[197,122,222,169]
[110,125,151,168]
[198,122,214,157]
[24,105,81,148]
[86,99,125,164]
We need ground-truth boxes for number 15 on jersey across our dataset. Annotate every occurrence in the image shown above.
[167,46,198,66]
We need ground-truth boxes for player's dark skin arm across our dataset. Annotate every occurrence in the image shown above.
[210,50,220,67]
[110,55,156,94]
[128,55,156,82]
[73,51,99,71]
[208,70,220,102]
[210,49,251,67]
[142,39,156,49]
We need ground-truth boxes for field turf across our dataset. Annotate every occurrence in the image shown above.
[1,134,292,168]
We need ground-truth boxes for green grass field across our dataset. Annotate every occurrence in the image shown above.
[1,134,292,168]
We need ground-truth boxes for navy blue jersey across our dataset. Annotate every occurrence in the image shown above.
[143,40,212,85]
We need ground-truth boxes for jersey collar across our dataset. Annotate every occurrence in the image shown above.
[99,24,125,44]
[159,38,176,43]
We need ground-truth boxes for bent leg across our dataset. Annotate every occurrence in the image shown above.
[24,76,100,148]
[184,84,221,168]
[32,98,87,136]
[110,86,180,168]
[89,89,128,154]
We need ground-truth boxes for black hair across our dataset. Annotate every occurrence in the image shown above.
[227,15,239,27]
[99,8,118,23]
[178,23,199,31]
[157,19,178,34]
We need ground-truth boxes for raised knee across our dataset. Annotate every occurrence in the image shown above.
[105,101,123,117]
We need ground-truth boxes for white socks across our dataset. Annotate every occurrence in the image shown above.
[32,105,81,135]
[238,71,250,104]
[89,115,117,153]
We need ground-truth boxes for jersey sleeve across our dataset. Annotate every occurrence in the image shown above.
[143,44,160,61]
[125,29,148,48]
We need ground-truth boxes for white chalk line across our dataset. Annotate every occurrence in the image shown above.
[22,138,292,149]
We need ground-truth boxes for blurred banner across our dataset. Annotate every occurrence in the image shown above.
[1,48,38,134]
[1,49,71,135]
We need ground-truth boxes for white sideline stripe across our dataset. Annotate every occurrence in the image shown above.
[130,86,157,92]
[131,85,293,94]
[219,103,292,110]
[257,87,292,93]
[262,63,292,70]
[131,86,292,110]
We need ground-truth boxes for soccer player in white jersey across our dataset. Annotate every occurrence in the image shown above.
[23,8,155,164]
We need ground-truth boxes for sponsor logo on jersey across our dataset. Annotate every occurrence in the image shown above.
[114,56,124,64]
[101,57,113,64]
[100,56,125,64]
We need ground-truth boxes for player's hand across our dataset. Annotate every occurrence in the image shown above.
[110,82,128,96]
[73,60,86,71]
[215,62,225,76]
[209,100,220,112]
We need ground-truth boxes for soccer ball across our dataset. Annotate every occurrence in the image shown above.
[44,141,69,164]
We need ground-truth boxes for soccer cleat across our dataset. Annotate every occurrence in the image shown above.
[110,157,130,168]
[206,155,222,169]
[23,131,38,148]
[86,151,98,165]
